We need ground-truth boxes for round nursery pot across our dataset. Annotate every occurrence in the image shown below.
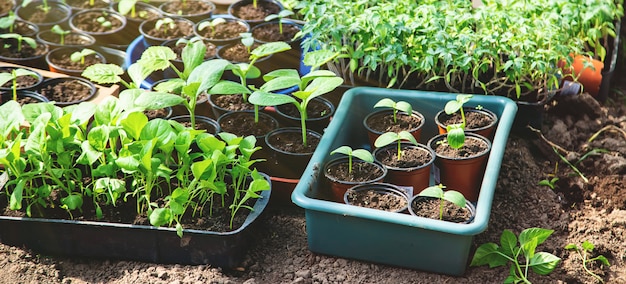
[0,66,44,92]
[139,17,195,47]
[170,115,220,134]
[37,76,97,106]
[275,96,335,134]
[161,37,217,79]
[64,0,110,12]
[1,90,50,105]
[45,47,107,78]
[193,16,250,46]
[427,133,492,202]
[208,94,266,118]
[251,20,303,70]
[363,109,425,148]
[36,29,96,49]
[344,183,409,213]
[15,0,72,30]
[324,157,388,203]
[69,8,128,47]
[560,54,604,98]
[228,0,283,27]
[0,0,15,18]
[263,127,321,180]
[0,19,39,37]
[217,110,279,139]
[111,1,162,46]
[408,195,476,224]
[159,0,216,23]
[373,142,435,196]
[435,107,498,141]
[0,38,50,70]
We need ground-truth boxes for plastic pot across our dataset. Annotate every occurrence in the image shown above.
[170,115,220,135]
[274,96,335,135]
[0,65,44,92]
[15,0,72,30]
[1,90,50,105]
[363,109,425,148]
[45,46,107,77]
[69,8,128,47]
[158,0,216,23]
[36,30,96,49]
[344,183,409,213]
[0,38,50,70]
[408,196,476,224]
[324,157,387,203]
[37,76,97,106]
[193,15,250,46]
[139,17,195,47]
[373,142,435,196]
[435,107,498,141]
[228,0,283,27]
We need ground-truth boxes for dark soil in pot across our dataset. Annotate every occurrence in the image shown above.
[16,1,71,28]
[1,90,49,105]
[210,94,257,117]
[430,135,490,158]
[144,107,173,120]
[165,38,217,61]
[159,0,215,21]
[345,183,408,212]
[37,77,96,105]
[325,161,385,184]
[140,18,194,46]
[436,107,498,140]
[409,196,474,223]
[219,42,261,63]
[365,111,423,134]
[46,48,106,76]
[64,0,110,10]
[194,17,249,44]
[218,111,278,137]
[0,20,39,37]
[230,0,281,22]
[266,129,319,154]
[170,115,220,134]
[375,145,432,169]
[252,22,300,43]
[36,30,96,48]
[0,38,49,69]
[70,9,125,34]
[0,67,43,91]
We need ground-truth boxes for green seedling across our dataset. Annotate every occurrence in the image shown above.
[565,240,610,283]
[22,0,50,12]
[0,68,38,101]
[70,48,97,66]
[374,130,418,161]
[0,11,17,33]
[197,17,226,38]
[0,33,37,53]
[155,18,176,34]
[471,227,561,283]
[265,10,295,34]
[538,177,559,190]
[117,0,150,18]
[374,98,412,124]
[330,146,374,174]
[96,16,112,28]
[417,184,466,220]
[50,24,71,45]
[444,94,473,149]
[240,32,254,53]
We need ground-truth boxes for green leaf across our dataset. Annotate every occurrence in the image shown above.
[260,76,301,92]
[251,41,291,58]
[139,46,177,72]
[149,208,172,227]
[529,252,561,275]
[82,64,124,85]
[351,149,374,163]
[446,125,465,149]
[208,80,251,95]
[61,193,83,211]
[418,185,444,199]
[443,190,466,208]
[9,179,25,210]
[500,229,518,258]
[121,111,148,140]
[248,90,296,106]
[581,240,594,251]
[303,49,339,69]
[188,59,230,96]
[470,242,509,268]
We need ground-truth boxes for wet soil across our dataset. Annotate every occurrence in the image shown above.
[37,78,94,104]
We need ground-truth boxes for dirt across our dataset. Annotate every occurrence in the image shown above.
[437,108,496,130]
[37,78,94,104]
[71,11,124,34]
[409,197,473,223]
[48,49,105,71]
[0,68,41,90]
[195,19,249,41]
[218,111,279,137]
[345,185,408,213]
[252,23,301,43]
[0,20,37,37]
[159,0,215,17]
[142,19,194,42]
[375,144,433,168]
[365,110,423,134]
[430,134,490,158]
[37,32,94,47]
[231,1,281,21]
[64,0,110,10]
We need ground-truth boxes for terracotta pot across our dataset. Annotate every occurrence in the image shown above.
[69,8,128,47]
[560,54,604,98]
[45,46,106,78]
[37,76,97,106]
[343,182,409,213]
[324,157,387,203]
[15,0,72,31]
[373,142,435,196]
[159,0,216,23]
[228,0,283,27]
[263,127,321,179]
[274,96,335,134]
[408,196,476,224]
[36,30,96,49]
[0,66,44,92]
[434,107,498,141]
[193,16,250,46]
[363,109,425,148]
[427,133,492,202]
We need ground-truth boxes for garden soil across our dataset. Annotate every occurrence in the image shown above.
[1,73,626,284]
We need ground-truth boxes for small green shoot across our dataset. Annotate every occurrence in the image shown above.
[565,240,610,283]
[471,227,561,283]
[374,130,418,161]
[417,184,466,220]
[96,16,112,28]
[330,146,374,174]
[538,177,559,190]
[197,17,226,38]
[22,0,50,13]
[70,48,97,66]
[155,18,176,34]
[0,68,38,101]
[374,98,412,124]
[50,24,71,45]
[265,10,295,34]
[0,11,17,33]
[240,32,254,53]
[0,33,37,53]
[444,94,473,149]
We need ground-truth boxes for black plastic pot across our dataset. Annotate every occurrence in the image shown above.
[0,39,50,70]
[15,0,72,30]
[274,96,335,135]
[170,115,220,134]
[45,46,107,78]
[263,127,321,180]
[1,90,50,105]
[251,20,303,71]
[158,0,216,23]
[37,76,97,106]
[139,17,195,47]
[69,8,128,47]
[193,16,251,46]
[408,195,476,224]
[228,0,283,27]
[36,30,96,48]
[111,1,163,49]
[0,19,39,37]
[0,66,44,92]
[343,182,409,213]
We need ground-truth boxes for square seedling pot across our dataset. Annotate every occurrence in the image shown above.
[291,87,517,276]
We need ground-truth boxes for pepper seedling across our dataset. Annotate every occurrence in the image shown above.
[50,24,71,45]
[374,98,413,124]
[0,68,39,101]
[444,94,473,149]
[330,146,374,174]
[373,130,419,161]
[71,48,97,66]
[565,240,610,283]
[264,10,295,34]
[417,184,466,220]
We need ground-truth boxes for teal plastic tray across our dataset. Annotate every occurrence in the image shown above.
[291,87,517,276]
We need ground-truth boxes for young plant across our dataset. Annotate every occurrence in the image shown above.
[565,240,610,283]
[197,17,226,38]
[0,33,37,53]
[330,146,374,174]
[538,177,559,190]
[240,32,254,53]
[417,184,466,220]
[265,10,295,34]
[117,0,150,18]
[0,11,17,33]
[22,0,50,12]
[373,131,419,161]
[443,94,473,149]
[0,68,38,101]
[50,24,70,45]
[155,18,176,34]
[374,98,412,124]
[70,48,97,66]
[471,227,561,283]
[96,14,112,29]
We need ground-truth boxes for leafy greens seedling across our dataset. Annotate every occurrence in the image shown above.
[264,10,295,34]
[565,241,610,283]
[374,130,419,160]
[330,146,374,174]
[0,33,37,53]
[417,184,466,220]
[374,98,412,124]
[50,24,71,45]
[471,227,561,283]
[444,94,473,149]
[0,68,38,101]
[70,48,97,66]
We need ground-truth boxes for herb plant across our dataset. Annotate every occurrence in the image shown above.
[417,184,466,220]
[70,48,97,66]
[373,131,419,161]
[0,68,38,101]
[330,146,374,174]
[565,240,610,283]
[374,98,412,124]
[471,227,561,283]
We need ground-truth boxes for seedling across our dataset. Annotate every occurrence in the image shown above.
[538,177,559,190]
[471,227,561,283]
[96,16,112,28]
[0,33,37,53]
[22,0,50,12]
[197,17,226,38]
[417,184,466,220]
[70,48,97,66]
[264,10,295,34]
[565,240,610,283]
[330,146,374,174]
[240,32,254,53]
[374,98,412,124]
[155,18,176,34]
[444,94,473,149]
[50,24,71,45]
[0,68,38,101]
[374,131,419,160]
[117,0,150,18]
[0,11,17,33]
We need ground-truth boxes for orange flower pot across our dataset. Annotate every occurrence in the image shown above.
[560,54,604,97]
